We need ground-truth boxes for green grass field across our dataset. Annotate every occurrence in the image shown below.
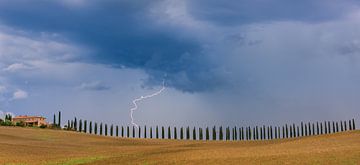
[0,126,359,165]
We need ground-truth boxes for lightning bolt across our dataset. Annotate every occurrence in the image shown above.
[130,80,166,128]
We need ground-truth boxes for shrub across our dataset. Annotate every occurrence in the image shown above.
[40,124,47,129]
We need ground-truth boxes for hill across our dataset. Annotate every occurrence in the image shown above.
[0,126,359,165]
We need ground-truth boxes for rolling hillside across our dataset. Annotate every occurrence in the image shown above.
[0,127,359,165]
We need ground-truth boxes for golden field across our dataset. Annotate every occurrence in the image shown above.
[0,126,359,165]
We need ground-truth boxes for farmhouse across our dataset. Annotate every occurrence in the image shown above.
[12,115,48,127]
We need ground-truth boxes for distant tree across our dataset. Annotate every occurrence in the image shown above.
[84,120,87,133]
[127,126,130,138]
[144,126,147,138]
[180,127,184,140]
[252,127,256,140]
[282,126,285,138]
[316,122,319,135]
[297,126,299,137]
[94,122,98,135]
[79,120,82,132]
[260,127,263,140]
[219,126,223,140]
[132,126,135,138]
[225,127,229,140]
[327,121,331,133]
[213,126,216,140]
[162,126,165,139]
[116,125,119,137]
[100,123,103,135]
[308,122,311,136]
[89,121,92,134]
[150,127,153,139]
[352,119,356,130]
[110,124,113,136]
[74,117,77,131]
[274,126,278,139]
[304,123,308,136]
[71,120,74,130]
[174,127,177,140]
[344,121,347,131]
[58,111,61,128]
[293,124,296,138]
[206,127,209,140]
[199,127,203,140]
[301,122,304,137]
[239,127,243,140]
[53,114,56,127]
[193,127,196,140]
[168,127,171,139]
[320,122,323,134]
[122,126,124,137]
[289,125,293,138]
[138,126,141,138]
[67,120,70,130]
[340,121,344,132]
[105,124,108,136]
[332,122,335,133]
[186,127,190,140]
[349,120,352,130]
[336,122,339,132]
[156,126,159,139]
[249,127,252,140]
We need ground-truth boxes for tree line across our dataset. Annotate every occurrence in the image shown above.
[61,116,357,141]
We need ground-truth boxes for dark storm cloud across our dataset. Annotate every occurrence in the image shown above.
[187,0,360,25]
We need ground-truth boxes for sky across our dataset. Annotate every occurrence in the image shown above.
[0,0,359,127]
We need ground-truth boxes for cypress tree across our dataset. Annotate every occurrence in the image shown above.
[301,122,304,137]
[94,122,98,135]
[180,127,184,140]
[105,124,108,136]
[206,127,209,140]
[297,126,300,137]
[252,127,256,140]
[278,127,280,139]
[289,125,293,138]
[255,126,258,140]
[352,119,356,130]
[127,126,130,137]
[162,126,165,139]
[186,127,190,140]
[53,114,56,127]
[344,121,347,131]
[324,121,328,134]
[100,123,103,135]
[122,126,124,137]
[285,124,289,138]
[132,126,135,138]
[71,120,74,130]
[79,120,82,132]
[241,127,244,140]
[138,126,141,138]
[349,120,352,130]
[110,124,113,136]
[249,127,252,140]
[225,127,229,140]
[200,128,203,140]
[293,124,296,138]
[213,126,216,140]
[305,123,308,136]
[308,122,311,136]
[262,125,265,139]
[327,121,331,133]
[219,126,223,140]
[260,127,263,140]
[150,127,153,139]
[58,111,61,127]
[74,117,77,131]
[332,122,335,133]
[275,126,278,139]
[84,120,87,133]
[144,125,147,139]
[193,127,196,140]
[234,126,237,140]
[89,121,92,134]
[316,122,319,135]
[320,122,323,134]
[282,126,285,139]
[174,127,177,140]
[312,123,315,136]
[168,126,171,139]
[67,120,70,130]
[156,126,159,139]
[116,125,119,137]
[340,121,344,132]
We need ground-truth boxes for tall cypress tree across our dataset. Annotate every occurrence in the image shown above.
[312,123,315,136]
[116,125,119,137]
[275,126,278,139]
[344,121,347,131]
[71,120,74,130]
[219,126,223,140]
[138,126,141,138]
[297,126,300,137]
[74,117,77,131]
[352,119,356,130]
[174,127,177,140]
[249,127,252,140]
[67,120,70,130]
[156,126,159,139]
[105,124,108,136]
[161,126,165,139]
[84,120,87,133]
[289,125,293,138]
[94,122,98,135]
[327,121,331,133]
[132,126,135,138]
[349,120,352,130]
[213,126,216,140]
[340,121,344,132]
[122,126,124,137]
[53,114,56,127]
[58,111,61,128]
[186,127,190,140]
[168,126,171,139]
[336,122,339,132]
[324,121,328,134]
[305,123,308,136]
[206,127,209,140]
[332,122,335,133]
[320,122,323,134]
[110,124,113,136]
[301,122,304,136]
[308,122,311,136]
[79,120,82,132]
[260,127,263,140]
[150,127,153,139]
[180,127,184,140]
[282,126,285,138]
[200,128,203,140]
[100,123,103,135]
[89,121,92,134]
[144,125,147,139]
[193,127,196,140]
[316,122,319,135]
